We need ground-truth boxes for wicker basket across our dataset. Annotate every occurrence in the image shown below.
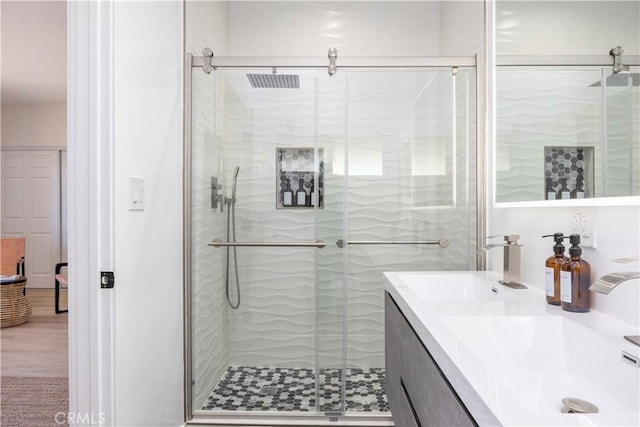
[1,279,32,328]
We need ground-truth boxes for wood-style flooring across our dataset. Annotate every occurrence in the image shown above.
[1,288,68,377]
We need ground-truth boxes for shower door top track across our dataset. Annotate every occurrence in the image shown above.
[190,53,477,71]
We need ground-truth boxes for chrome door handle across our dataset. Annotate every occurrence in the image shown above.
[209,239,326,248]
[336,239,449,248]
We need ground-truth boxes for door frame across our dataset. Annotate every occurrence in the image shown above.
[67,0,115,424]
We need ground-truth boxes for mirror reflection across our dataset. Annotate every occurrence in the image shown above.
[496,66,639,203]
[494,0,639,204]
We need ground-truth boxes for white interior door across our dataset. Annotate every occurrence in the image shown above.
[1,150,61,288]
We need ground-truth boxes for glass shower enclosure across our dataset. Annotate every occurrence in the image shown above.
[184,54,478,424]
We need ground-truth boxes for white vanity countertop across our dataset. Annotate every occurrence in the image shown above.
[384,271,640,427]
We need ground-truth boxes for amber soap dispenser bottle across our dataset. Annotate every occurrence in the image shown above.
[560,234,591,312]
[542,233,568,305]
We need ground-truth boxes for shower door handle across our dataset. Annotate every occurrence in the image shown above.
[209,239,326,248]
[336,239,449,249]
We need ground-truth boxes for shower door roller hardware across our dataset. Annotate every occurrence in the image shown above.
[202,48,214,74]
[100,271,115,289]
[328,47,338,76]
[610,46,629,74]
[324,411,341,420]
[211,176,223,212]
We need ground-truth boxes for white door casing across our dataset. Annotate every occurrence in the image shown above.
[1,150,61,288]
[67,0,115,424]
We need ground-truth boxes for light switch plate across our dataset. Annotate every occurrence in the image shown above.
[129,176,145,211]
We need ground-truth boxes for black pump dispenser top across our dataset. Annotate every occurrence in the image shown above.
[568,233,582,257]
[542,233,568,255]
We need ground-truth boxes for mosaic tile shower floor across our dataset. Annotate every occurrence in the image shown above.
[202,366,389,413]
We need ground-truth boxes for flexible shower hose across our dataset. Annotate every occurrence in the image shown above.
[225,201,240,309]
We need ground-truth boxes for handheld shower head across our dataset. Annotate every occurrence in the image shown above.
[231,166,240,199]
[225,166,241,309]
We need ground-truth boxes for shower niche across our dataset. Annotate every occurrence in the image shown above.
[544,146,595,199]
[276,147,324,209]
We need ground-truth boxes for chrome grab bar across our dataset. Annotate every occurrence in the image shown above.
[209,239,326,248]
[336,239,449,249]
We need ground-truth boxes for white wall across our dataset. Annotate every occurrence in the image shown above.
[496,1,639,55]
[186,0,487,57]
[439,1,485,55]
[226,1,442,56]
[185,0,229,56]
[1,104,67,147]
[113,1,184,425]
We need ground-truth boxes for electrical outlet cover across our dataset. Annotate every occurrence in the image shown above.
[569,211,596,248]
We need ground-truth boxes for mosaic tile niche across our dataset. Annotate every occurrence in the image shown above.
[277,148,324,209]
[544,146,594,199]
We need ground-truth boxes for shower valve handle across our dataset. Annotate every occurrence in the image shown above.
[211,176,224,212]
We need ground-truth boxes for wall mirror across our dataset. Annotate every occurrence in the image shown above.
[494,1,640,204]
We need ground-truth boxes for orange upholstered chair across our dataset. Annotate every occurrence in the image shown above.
[1,238,30,327]
[1,237,26,277]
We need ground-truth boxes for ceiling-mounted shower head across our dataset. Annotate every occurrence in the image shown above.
[588,72,640,87]
[247,68,300,89]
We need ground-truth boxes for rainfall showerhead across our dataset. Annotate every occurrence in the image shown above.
[247,69,300,89]
[588,72,640,87]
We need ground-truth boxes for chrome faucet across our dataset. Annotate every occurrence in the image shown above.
[482,234,527,289]
[590,271,640,347]
[589,271,640,294]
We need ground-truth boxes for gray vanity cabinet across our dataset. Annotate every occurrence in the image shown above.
[385,292,476,427]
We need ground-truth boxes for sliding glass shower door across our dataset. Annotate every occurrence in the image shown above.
[338,68,476,413]
[187,62,476,421]
[189,67,349,416]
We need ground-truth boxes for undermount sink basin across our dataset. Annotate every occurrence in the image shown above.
[384,271,640,425]
[388,272,515,302]
[441,315,640,417]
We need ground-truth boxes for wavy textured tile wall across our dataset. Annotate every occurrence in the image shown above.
[191,69,477,393]
[196,70,478,372]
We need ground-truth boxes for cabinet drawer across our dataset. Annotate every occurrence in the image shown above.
[385,292,476,427]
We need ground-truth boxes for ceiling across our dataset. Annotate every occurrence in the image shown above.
[1,1,67,105]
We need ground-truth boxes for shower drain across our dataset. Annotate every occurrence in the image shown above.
[561,397,599,414]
